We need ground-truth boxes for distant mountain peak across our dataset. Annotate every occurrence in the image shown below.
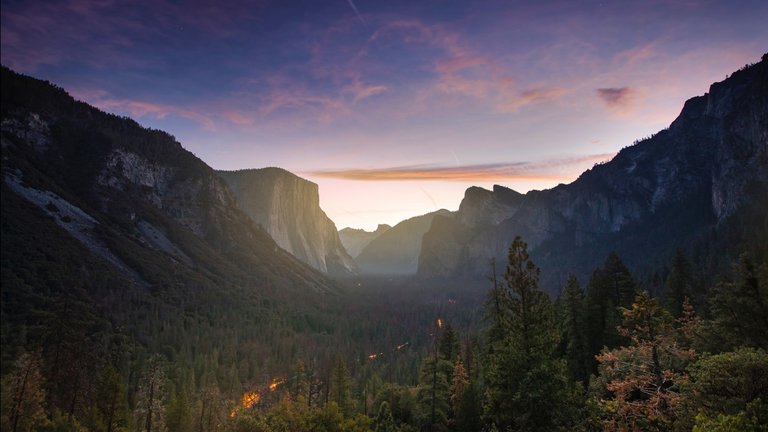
[419,55,768,292]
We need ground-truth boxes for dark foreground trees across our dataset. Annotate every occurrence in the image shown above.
[484,236,581,431]
[1,239,766,431]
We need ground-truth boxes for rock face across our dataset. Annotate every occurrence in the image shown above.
[218,168,357,275]
[419,55,768,292]
[356,210,451,275]
[1,66,333,295]
[339,224,391,258]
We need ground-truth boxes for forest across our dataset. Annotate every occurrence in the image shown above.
[2,234,766,432]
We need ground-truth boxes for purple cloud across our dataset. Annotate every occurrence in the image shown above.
[596,87,637,111]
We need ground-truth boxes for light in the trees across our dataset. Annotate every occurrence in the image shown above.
[369,341,409,361]
[242,390,261,408]
[269,378,285,392]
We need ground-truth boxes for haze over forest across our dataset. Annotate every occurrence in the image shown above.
[1,1,767,432]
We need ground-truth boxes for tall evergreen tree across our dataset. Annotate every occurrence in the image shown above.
[374,401,398,432]
[449,357,468,426]
[290,360,309,403]
[0,351,49,432]
[134,355,167,432]
[561,275,590,386]
[483,237,580,431]
[416,355,452,432]
[603,252,637,308]
[438,324,459,363]
[706,254,768,350]
[93,364,129,432]
[329,357,354,416]
[585,252,636,374]
[664,249,693,317]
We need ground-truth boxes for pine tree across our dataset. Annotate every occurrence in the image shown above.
[416,355,452,432]
[438,324,459,363]
[0,351,49,432]
[484,258,507,354]
[134,355,167,432]
[329,357,354,416]
[594,291,697,431]
[706,254,768,350]
[664,249,693,317]
[483,237,580,431]
[561,275,590,386]
[94,365,129,432]
[290,360,309,403]
[449,357,468,425]
[584,252,636,374]
[374,401,398,432]
[603,252,637,308]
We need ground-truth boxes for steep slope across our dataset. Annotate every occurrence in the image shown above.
[419,55,768,292]
[356,209,451,275]
[217,168,357,275]
[339,224,391,258]
[0,66,333,307]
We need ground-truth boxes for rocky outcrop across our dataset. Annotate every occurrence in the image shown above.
[356,209,451,275]
[419,55,768,292]
[1,65,333,294]
[339,224,391,258]
[218,168,357,275]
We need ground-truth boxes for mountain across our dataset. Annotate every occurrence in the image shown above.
[356,209,452,275]
[419,55,768,292]
[339,224,391,258]
[218,168,357,275]
[0,66,336,354]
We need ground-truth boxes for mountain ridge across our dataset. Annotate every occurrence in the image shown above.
[1,65,335,299]
[418,55,768,292]
[356,209,452,275]
[339,224,392,258]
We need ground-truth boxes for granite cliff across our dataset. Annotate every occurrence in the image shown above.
[218,168,357,275]
[419,55,768,292]
[1,66,333,299]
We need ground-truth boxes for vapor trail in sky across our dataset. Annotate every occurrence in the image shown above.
[345,0,365,24]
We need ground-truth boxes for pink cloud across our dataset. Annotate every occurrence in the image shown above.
[71,88,217,130]
[500,86,567,112]
[344,81,389,103]
[306,153,616,182]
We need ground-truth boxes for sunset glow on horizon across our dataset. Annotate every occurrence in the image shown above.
[2,0,765,230]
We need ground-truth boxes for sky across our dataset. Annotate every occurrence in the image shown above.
[2,0,766,230]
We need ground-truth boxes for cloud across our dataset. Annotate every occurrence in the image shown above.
[596,87,636,111]
[500,86,567,112]
[345,0,365,24]
[305,153,616,182]
[71,89,217,130]
[344,81,389,103]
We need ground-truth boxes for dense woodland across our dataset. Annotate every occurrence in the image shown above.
[1,233,766,431]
